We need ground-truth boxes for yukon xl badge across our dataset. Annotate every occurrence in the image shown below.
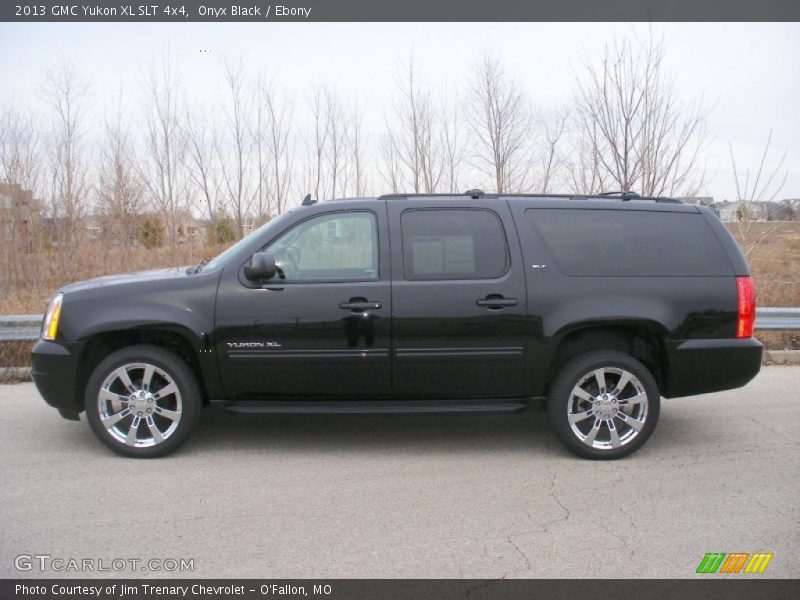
[227,341,282,349]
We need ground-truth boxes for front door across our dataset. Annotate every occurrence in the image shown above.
[215,205,392,400]
[387,199,528,398]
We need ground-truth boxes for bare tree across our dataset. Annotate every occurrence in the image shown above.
[567,117,608,195]
[0,104,42,293]
[139,49,189,249]
[466,54,533,194]
[573,36,707,197]
[729,130,788,208]
[324,88,347,200]
[537,110,569,194]
[184,104,221,226]
[348,98,368,197]
[439,89,467,194]
[42,61,91,267]
[251,74,271,223]
[217,59,254,237]
[97,89,144,246]
[0,105,40,193]
[379,126,403,194]
[728,130,788,260]
[305,86,330,201]
[384,53,442,193]
[260,75,293,215]
[304,85,358,202]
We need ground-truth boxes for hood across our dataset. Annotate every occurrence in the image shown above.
[59,266,191,294]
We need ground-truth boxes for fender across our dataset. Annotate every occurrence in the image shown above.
[525,288,730,397]
[55,268,223,398]
[543,296,674,339]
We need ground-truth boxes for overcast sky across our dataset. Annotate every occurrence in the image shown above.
[0,21,798,202]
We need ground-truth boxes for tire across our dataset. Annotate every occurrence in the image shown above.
[84,344,202,458]
[546,350,660,460]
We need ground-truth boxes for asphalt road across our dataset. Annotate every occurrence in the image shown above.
[1,367,798,579]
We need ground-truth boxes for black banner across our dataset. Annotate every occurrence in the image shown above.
[3,579,800,600]
[2,0,800,22]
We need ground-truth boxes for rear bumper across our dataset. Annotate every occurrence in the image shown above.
[31,339,83,418]
[663,337,763,398]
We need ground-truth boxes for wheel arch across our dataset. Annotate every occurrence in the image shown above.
[76,327,211,411]
[544,321,667,396]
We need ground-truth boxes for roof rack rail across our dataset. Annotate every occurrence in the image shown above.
[376,192,682,204]
[378,191,499,201]
[598,190,641,200]
[590,191,682,204]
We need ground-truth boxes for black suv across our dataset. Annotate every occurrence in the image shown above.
[31,192,762,459]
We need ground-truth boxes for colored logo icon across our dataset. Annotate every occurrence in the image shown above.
[696,552,773,574]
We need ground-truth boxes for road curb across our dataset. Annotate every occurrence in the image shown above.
[762,349,800,365]
[3,350,800,383]
[0,367,32,382]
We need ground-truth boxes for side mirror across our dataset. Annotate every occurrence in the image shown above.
[244,251,277,281]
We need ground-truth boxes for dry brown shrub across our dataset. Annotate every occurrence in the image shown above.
[1,241,225,314]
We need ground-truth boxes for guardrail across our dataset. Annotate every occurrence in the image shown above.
[1,308,799,342]
[0,314,44,342]
[758,307,800,331]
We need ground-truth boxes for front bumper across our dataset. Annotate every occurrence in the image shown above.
[663,337,763,398]
[31,339,83,419]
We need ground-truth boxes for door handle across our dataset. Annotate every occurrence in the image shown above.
[476,296,518,309]
[339,299,383,312]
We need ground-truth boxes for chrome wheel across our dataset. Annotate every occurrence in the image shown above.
[97,362,183,448]
[567,367,649,451]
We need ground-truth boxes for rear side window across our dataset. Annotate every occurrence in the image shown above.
[525,209,733,277]
[401,209,509,280]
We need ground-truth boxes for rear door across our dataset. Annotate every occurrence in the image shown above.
[387,198,527,398]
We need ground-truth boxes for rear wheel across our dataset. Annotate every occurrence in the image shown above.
[547,350,660,459]
[84,344,201,458]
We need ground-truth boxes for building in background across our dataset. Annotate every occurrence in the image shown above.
[711,199,797,222]
[0,182,40,252]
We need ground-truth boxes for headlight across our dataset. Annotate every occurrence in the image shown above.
[41,293,63,341]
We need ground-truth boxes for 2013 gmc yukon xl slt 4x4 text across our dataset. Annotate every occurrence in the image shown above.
[31,192,762,459]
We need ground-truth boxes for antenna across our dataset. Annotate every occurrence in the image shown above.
[301,194,316,206]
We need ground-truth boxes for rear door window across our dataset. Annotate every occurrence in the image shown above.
[401,209,509,280]
[525,209,733,276]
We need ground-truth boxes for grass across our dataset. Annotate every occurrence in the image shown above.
[0,341,34,380]
[731,220,800,307]
[1,242,225,314]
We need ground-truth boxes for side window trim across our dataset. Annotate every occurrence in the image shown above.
[258,209,381,284]
[400,207,511,282]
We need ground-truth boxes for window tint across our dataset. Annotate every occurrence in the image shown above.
[401,209,509,280]
[525,209,733,277]
[265,211,378,281]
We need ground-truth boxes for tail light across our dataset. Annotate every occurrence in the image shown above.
[736,276,755,338]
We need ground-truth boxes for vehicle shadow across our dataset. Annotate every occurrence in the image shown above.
[180,400,565,458]
[57,399,700,459]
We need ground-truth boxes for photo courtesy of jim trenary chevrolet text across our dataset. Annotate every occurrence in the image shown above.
[0,1,798,598]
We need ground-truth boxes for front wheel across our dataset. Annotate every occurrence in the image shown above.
[546,351,660,459]
[84,344,202,458]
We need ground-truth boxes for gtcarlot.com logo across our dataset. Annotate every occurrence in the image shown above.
[14,554,194,573]
[696,552,773,574]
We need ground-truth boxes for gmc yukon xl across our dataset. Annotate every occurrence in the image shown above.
[31,192,763,459]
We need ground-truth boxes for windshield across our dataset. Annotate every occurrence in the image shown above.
[202,211,294,272]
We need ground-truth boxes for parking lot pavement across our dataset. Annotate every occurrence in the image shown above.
[1,366,798,579]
